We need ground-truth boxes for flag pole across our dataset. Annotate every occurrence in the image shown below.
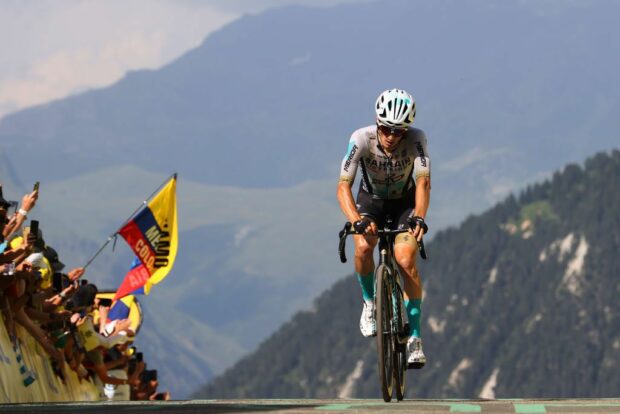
[83,173,177,270]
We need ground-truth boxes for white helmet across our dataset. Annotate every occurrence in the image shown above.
[375,89,416,129]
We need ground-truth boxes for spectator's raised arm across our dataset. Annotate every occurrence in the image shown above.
[2,189,38,240]
[1,228,37,266]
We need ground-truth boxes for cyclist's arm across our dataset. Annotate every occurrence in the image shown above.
[414,176,430,220]
[337,134,364,224]
[411,133,431,239]
[337,181,362,224]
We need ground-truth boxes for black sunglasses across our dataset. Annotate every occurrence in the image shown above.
[378,124,406,136]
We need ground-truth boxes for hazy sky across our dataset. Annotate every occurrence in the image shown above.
[0,0,368,120]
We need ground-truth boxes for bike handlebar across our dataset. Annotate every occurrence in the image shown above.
[338,221,427,263]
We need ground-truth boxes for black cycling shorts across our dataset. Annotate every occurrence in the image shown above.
[355,189,414,230]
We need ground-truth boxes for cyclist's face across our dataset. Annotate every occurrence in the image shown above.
[377,125,405,151]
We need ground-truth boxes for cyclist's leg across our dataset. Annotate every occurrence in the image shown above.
[354,190,382,301]
[353,192,383,337]
[394,239,426,367]
[353,233,378,337]
[394,240,422,337]
[353,229,378,300]
[393,191,423,339]
[392,194,426,367]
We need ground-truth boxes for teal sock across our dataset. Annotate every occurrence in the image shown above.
[356,271,375,301]
[405,298,422,338]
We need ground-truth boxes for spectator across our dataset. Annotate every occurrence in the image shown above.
[0,222,35,267]
[132,369,160,400]
[0,183,166,399]
[68,284,137,386]
[8,260,66,375]
[96,300,135,338]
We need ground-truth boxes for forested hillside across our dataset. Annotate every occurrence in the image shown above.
[196,150,620,398]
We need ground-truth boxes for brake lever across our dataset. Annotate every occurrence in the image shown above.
[417,239,428,260]
[338,222,352,263]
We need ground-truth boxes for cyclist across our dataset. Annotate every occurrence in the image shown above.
[337,88,431,368]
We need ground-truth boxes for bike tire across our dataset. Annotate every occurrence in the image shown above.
[393,291,407,401]
[375,264,394,402]
[393,346,406,401]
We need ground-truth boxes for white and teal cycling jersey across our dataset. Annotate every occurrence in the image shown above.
[339,125,431,200]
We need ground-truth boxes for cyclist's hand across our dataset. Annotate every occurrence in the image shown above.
[365,220,378,236]
[407,216,428,242]
[353,217,377,236]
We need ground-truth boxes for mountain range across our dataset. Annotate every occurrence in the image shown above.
[1,0,620,397]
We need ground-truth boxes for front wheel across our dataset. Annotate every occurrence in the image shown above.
[393,347,406,401]
[393,291,407,401]
[375,264,394,402]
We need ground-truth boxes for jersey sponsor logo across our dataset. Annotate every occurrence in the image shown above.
[365,157,412,172]
[415,142,427,167]
[343,144,358,172]
[372,174,406,185]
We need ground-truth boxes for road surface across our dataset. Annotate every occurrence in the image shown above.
[2,399,620,413]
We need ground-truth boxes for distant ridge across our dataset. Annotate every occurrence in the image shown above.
[1,0,619,195]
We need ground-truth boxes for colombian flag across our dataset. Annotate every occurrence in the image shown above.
[118,257,148,298]
[114,176,178,300]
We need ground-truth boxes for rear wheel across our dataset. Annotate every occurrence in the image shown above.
[375,264,394,402]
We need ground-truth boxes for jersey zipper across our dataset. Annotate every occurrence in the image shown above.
[378,141,394,199]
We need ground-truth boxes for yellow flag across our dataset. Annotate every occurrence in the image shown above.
[118,176,178,296]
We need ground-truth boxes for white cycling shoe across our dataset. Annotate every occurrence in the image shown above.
[406,336,426,369]
[359,300,376,337]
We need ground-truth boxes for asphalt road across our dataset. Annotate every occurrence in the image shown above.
[2,399,620,414]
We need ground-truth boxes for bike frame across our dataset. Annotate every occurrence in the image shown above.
[376,226,409,347]
[338,217,427,402]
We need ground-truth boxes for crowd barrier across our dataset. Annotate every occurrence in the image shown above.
[0,311,99,403]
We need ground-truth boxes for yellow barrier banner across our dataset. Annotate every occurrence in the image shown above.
[0,313,100,403]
